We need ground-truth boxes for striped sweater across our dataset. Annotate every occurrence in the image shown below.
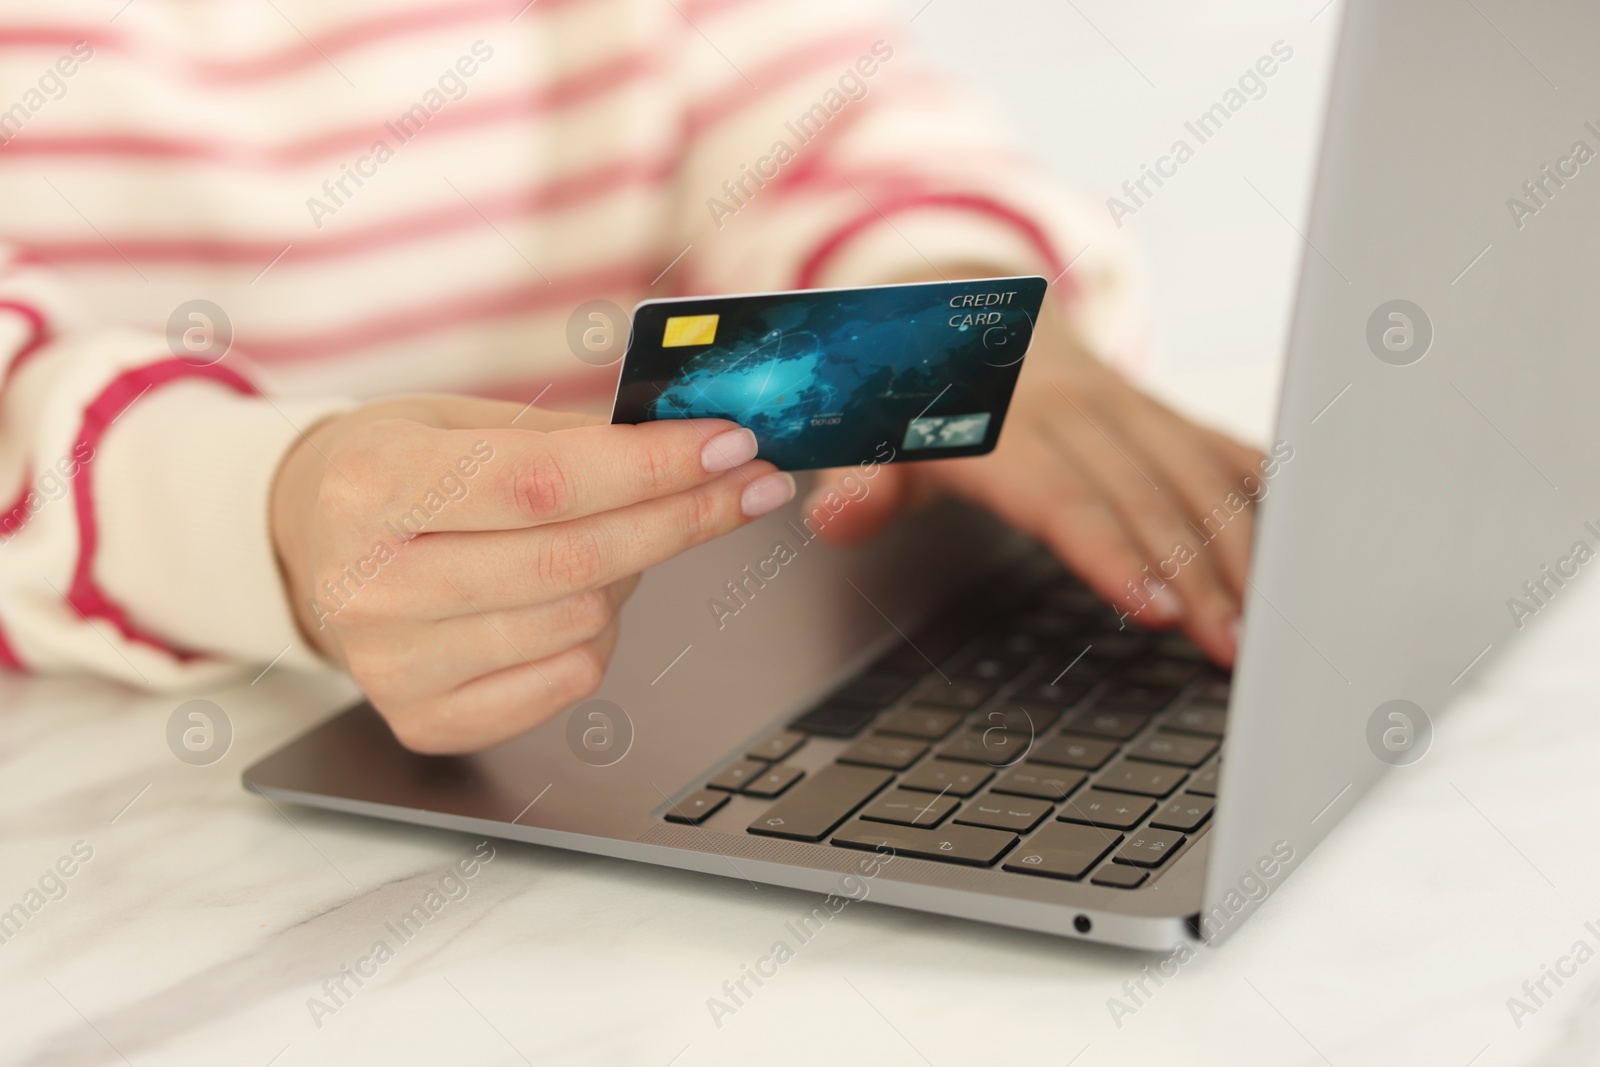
[0,0,1138,687]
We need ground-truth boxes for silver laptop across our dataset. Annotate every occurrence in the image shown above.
[244,0,1600,950]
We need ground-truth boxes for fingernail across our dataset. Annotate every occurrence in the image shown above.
[741,471,796,517]
[702,428,758,472]
[1147,585,1183,622]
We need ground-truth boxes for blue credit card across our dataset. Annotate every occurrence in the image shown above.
[609,276,1048,470]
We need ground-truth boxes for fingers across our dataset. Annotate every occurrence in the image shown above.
[386,613,625,754]
[303,395,596,442]
[1119,396,1259,598]
[468,418,761,528]
[400,461,795,612]
[326,416,760,536]
[350,582,635,697]
[443,578,640,682]
[801,466,911,544]
[609,570,643,604]
[1197,421,1267,479]
[1034,392,1239,661]
[452,400,599,434]
[939,428,1165,621]
[288,394,763,754]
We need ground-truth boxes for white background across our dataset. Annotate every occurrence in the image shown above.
[911,0,1341,443]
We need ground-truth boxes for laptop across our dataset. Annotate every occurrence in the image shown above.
[244,0,1600,950]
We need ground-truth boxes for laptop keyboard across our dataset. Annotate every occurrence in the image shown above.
[664,555,1228,890]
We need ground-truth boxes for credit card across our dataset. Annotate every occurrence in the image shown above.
[609,276,1048,471]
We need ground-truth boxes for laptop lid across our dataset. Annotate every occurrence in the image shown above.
[1205,0,1600,940]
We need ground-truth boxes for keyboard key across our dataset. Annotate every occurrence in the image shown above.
[1043,651,1114,682]
[899,759,993,797]
[877,616,974,673]
[1095,759,1187,798]
[743,764,805,799]
[664,789,728,825]
[789,699,879,738]
[978,702,1063,734]
[938,729,1031,767]
[1155,634,1209,662]
[747,764,892,842]
[1091,864,1149,889]
[1058,789,1155,831]
[1158,702,1228,737]
[1114,828,1186,868]
[1149,794,1215,833]
[859,788,960,828]
[955,792,1053,833]
[1188,761,1220,796]
[1019,611,1084,639]
[837,735,929,771]
[1194,680,1232,703]
[707,759,767,791]
[876,705,963,740]
[1126,731,1219,768]
[1060,708,1152,742]
[1045,585,1105,616]
[988,631,1045,657]
[834,671,918,707]
[1093,683,1180,712]
[991,764,1086,801]
[1118,659,1203,687]
[1083,632,1147,659]
[832,821,1017,867]
[955,654,1032,685]
[1002,822,1121,881]
[746,731,806,762]
[1030,734,1119,770]
[1020,677,1094,707]
[912,679,996,710]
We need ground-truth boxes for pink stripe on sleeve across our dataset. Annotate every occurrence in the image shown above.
[66,359,257,660]
[0,300,51,387]
[27,155,668,267]
[0,0,591,87]
[794,191,1070,293]
[0,620,22,671]
[0,457,35,539]
[0,52,655,165]
[684,28,899,139]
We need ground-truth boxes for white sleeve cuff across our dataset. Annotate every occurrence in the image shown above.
[94,382,354,674]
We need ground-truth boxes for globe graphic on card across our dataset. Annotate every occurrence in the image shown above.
[650,329,842,441]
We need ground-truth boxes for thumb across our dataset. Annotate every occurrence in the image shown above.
[802,464,914,544]
[363,395,599,432]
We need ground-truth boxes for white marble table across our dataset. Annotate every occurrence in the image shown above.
[3,516,1600,1067]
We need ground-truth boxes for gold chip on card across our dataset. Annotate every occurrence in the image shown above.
[661,314,719,347]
